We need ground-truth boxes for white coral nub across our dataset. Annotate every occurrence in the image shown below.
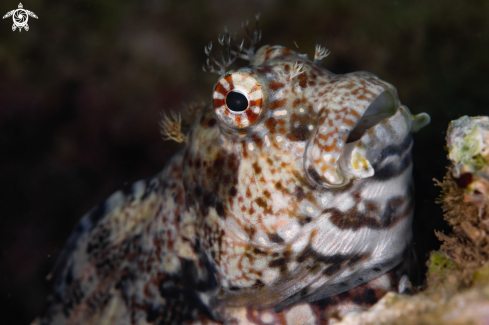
[314,44,330,64]
[159,111,187,143]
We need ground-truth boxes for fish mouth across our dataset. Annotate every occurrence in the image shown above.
[304,77,430,189]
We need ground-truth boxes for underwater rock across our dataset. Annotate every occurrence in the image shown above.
[436,115,489,281]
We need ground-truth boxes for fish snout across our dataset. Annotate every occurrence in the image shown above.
[304,72,429,188]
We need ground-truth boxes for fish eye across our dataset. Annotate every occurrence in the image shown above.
[212,72,264,128]
[226,91,249,112]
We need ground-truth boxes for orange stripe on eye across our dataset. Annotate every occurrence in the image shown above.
[245,109,259,124]
[215,83,228,96]
[250,85,261,92]
[249,98,263,107]
[224,75,233,84]
[213,99,225,109]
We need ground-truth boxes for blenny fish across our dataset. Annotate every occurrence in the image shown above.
[35,17,430,325]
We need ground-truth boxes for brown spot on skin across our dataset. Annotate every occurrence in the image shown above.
[326,195,409,230]
[270,99,287,110]
[242,141,248,159]
[252,162,262,174]
[292,170,316,191]
[251,134,263,150]
[327,208,381,230]
[351,191,361,201]
[255,197,272,214]
[343,118,355,127]
[298,72,308,88]
[274,181,288,195]
[294,186,306,201]
[246,226,256,238]
[216,202,227,219]
[269,258,286,268]
[265,117,286,134]
[253,248,268,256]
[287,112,316,142]
[229,187,237,197]
[256,66,272,74]
[208,118,217,127]
[263,190,271,198]
[323,139,338,152]
[252,279,265,289]
[347,253,371,267]
[298,216,312,226]
[284,64,290,72]
[246,188,252,199]
[269,81,285,91]
[222,174,231,187]
[268,233,284,244]
[194,158,201,168]
[227,154,239,172]
[293,98,301,108]
[323,264,342,276]
[213,153,225,169]
[265,117,277,134]
[282,247,292,259]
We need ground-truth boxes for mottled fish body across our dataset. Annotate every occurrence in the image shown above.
[36,24,429,325]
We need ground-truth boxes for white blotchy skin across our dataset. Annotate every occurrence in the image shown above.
[35,44,429,325]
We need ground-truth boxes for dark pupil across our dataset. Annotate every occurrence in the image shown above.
[226,91,248,112]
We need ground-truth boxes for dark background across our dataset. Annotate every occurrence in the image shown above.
[1,0,488,323]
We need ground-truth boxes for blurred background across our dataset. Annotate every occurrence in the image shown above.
[1,0,488,323]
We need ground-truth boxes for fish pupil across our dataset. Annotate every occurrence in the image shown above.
[226,91,248,112]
